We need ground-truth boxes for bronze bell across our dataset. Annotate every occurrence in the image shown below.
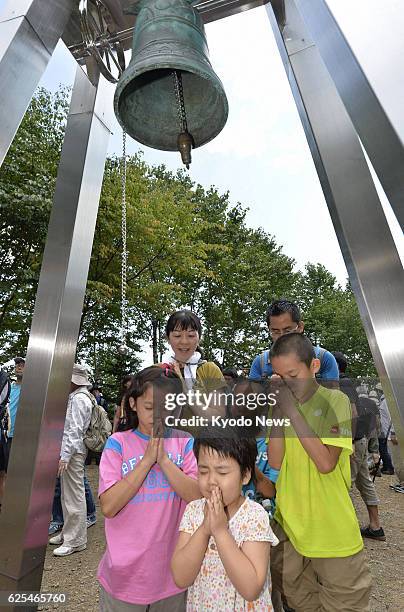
[114,0,228,168]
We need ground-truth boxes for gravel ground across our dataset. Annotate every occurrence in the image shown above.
[40,465,404,611]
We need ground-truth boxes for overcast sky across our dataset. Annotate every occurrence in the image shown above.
[4,1,404,287]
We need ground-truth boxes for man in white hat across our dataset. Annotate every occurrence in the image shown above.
[50,364,93,556]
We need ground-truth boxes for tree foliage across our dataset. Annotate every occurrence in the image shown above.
[0,87,69,355]
[0,86,376,393]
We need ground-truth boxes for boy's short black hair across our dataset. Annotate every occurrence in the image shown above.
[222,367,238,379]
[193,429,257,485]
[332,351,347,373]
[270,332,315,368]
[266,299,301,326]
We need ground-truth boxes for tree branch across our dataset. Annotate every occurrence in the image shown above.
[126,247,166,282]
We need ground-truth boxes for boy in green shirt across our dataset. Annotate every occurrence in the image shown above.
[268,333,371,612]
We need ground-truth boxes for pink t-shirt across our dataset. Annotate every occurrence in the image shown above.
[97,428,198,604]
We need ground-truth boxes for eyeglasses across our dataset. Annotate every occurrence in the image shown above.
[269,324,299,337]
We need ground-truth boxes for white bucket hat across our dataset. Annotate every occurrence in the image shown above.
[71,363,91,387]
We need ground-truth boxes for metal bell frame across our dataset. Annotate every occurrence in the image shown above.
[1,0,404,603]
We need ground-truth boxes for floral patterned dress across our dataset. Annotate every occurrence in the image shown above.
[179,497,279,611]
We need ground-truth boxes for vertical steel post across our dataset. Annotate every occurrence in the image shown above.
[267,0,404,457]
[0,65,113,605]
[0,0,74,167]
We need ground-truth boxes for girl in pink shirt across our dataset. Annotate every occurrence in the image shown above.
[98,367,200,611]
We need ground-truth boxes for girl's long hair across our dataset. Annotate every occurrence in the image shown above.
[122,366,182,431]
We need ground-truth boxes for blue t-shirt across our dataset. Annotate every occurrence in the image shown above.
[8,383,21,438]
[243,438,279,498]
[249,345,339,381]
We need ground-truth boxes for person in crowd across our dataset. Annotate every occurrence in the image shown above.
[159,310,227,419]
[97,366,200,611]
[222,367,238,417]
[333,351,385,542]
[49,364,93,556]
[91,384,108,411]
[0,356,25,507]
[7,356,25,455]
[0,366,11,509]
[112,374,133,433]
[48,474,97,535]
[229,378,277,506]
[378,393,395,475]
[268,333,371,611]
[249,299,339,385]
[86,385,109,466]
[222,367,238,388]
[171,431,279,610]
[356,384,381,473]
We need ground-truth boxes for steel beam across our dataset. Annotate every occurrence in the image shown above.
[0,0,75,167]
[267,0,404,456]
[0,65,113,604]
[292,0,404,231]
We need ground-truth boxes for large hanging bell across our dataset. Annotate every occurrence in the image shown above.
[114,0,228,167]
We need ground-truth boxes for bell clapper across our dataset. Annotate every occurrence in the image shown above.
[173,70,194,168]
[177,132,193,169]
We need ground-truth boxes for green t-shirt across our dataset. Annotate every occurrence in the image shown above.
[274,385,363,558]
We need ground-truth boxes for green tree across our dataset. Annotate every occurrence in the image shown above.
[0,87,69,357]
[296,264,375,377]
[179,191,297,369]
[0,86,376,381]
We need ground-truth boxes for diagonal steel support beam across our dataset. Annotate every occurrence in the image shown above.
[267,0,404,457]
[0,65,113,608]
[292,0,404,231]
[0,0,75,167]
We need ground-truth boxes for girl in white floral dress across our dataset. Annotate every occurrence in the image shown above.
[171,434,279,611]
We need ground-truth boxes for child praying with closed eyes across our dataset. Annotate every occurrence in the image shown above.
[171,431,279,611]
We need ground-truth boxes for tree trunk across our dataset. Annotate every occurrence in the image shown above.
[158,320,163,362]
[152,319,158,364]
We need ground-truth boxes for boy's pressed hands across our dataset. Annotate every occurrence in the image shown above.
[271,375,298,418]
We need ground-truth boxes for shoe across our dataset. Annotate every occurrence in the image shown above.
[53,544,86,557]
[86,516,97,529]
[49,533,63,545]
[48,522,63,536]
[391,484,404,494]
[381,468,394,475]
[360,526,386,541]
